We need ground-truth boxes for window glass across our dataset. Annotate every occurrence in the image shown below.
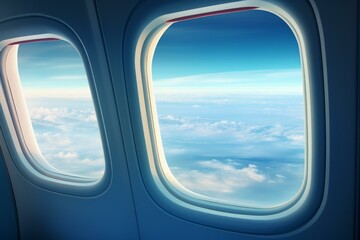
[17,40,105,179]
[152,10,304,207]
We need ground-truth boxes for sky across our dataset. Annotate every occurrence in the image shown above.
[18,40,105,178]
[152,10,304,207]
[152,10,300,80]
[18,40,91,98]
[17,9,304,207]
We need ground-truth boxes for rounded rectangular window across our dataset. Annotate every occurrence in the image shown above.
[3,39,105,180]
[150,9,305,208]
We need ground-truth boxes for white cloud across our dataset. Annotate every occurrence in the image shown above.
[159,114,304,145]
[172,160,266,193]
[199,160,266,182]
[26,100,105,178]
[36,132,72,146]
[54,151,79,160]
[49,155,105,178]
[268,174,287,184]
[51,75,87,81]
[29,106,97,125]
[287,134,304,143]
[153,69,303,99]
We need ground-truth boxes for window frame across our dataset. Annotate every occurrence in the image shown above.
[131,0,327,234]
[0,17,111,196]
[148,9,307,211]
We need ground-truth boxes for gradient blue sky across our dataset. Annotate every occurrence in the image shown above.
[153,10,300,79]
[18,40,90,98]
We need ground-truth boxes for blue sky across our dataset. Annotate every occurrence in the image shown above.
[152,10,304,207]
[18,40,104,178]
[18,40,91,98]
[17,9,304,207]
[152,10,300,80]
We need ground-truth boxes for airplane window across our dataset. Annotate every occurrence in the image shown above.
[151,10,305,207]
[15,40,105,179]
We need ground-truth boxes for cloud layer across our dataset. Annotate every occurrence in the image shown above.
[173,160,266,194]
[155,93,305,206]
[27,99,105,178]
[24,87,305,206]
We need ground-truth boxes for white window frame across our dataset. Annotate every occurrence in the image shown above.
[132,0,327,234]
[0,17,111,196]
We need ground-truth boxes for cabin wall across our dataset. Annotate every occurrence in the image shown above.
[0,0,358,239]
[0,149,18,239]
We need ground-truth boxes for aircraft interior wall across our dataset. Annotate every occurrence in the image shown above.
[0,0,359,239]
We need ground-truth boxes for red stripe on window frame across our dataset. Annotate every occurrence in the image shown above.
[9,38,60,45]
[167,7,258,23]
